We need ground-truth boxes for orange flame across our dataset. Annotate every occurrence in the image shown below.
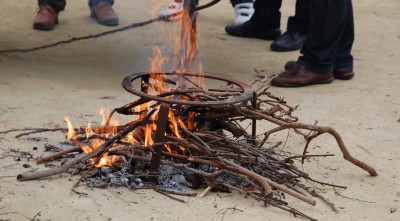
[123,132,139,144]
[187,112,197,130]
[94,152,119,168]
[80,144,92,153]
[64,116,75,141]
[99,108,119,137]
[144,123,156,146]
[86,122,94,139]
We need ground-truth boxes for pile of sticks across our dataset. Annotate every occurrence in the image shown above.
[5,78,377,220]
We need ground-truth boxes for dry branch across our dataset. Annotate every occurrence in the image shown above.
[239,108,378,177]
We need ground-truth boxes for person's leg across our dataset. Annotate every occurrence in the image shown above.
[34,0,66,30]
[298,0,348,73]
[230,0,253,7]
[287,0,309,35]
[225,0,282,40]
[89,0,118,26]
[271,0,350,87]
[88,0,114,7]
[333,0,354,79]
[250,0,281,30]
[270,0,309,52]
[38,0,66,12]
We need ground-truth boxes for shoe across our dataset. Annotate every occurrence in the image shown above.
[233,3,254,25]
[284,60,297,71]
[159,0,183,21]
[270,31,307,52]
[225,20,281,40]
[33,4,58,31]
[90,1,119,26]
[285,61,355,80]
[334,70,354,80]
[271,64,334,87]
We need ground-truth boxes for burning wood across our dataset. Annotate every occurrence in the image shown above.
[3,71,377,220]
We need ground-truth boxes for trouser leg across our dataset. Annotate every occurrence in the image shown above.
[298,0,350,73]
[250,0,282,30]
[88,0,114,7]
[38,0,66,12]
[230,0,253,7]
[334,0,354,71]
[286,0,310,35]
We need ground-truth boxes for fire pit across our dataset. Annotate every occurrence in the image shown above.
[11,69,377,220]
[4,1,377,220]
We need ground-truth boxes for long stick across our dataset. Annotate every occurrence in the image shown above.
[36,146,81,164]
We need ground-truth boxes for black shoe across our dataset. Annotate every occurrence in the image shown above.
[270,31,307,52]
[225,20,281,40]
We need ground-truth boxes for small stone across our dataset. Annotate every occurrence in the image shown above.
[101,166,113,174]
[22,164,31,168]
[390,207,397,213]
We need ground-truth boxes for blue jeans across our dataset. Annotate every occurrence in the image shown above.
[88,0,114,7]
[39,0,114,11]
[38,0,66,12]
[298,0,354,73]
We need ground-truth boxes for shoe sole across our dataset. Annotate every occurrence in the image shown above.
[270,44,302,52]
[334,72,354,80]
[33,16,58,31]
[33,24,55,31]
[270,77,334,87]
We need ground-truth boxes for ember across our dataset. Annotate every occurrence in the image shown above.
[5,1,378,220]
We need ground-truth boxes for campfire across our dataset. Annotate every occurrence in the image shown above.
[4,1,377,220]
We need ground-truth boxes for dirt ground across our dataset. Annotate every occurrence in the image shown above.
[1,0,399,220]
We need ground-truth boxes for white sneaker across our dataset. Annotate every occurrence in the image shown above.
[159,0,184,21]
[233,3,254,25]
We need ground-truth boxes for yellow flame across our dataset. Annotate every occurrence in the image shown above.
[95,152,109,168]
[123,132,139,144]
[168,110,181,138]
[98,108,119,137]
[86,122,94,139]
[144,123,156,146]
[64,116,75,141]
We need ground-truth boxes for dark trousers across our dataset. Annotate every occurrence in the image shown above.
[298,0,354,73]
[250,0,282,30]
[38,0,114,12]
[287,0,310,35]
[231,0,253,7]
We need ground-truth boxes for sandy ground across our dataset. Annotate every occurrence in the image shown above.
[1,0,399,220]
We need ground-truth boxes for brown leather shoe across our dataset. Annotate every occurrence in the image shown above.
[90,1,119,26]
[284,61,354,80]
[284,60,297,72]
[271,64,334,87]
[33,4,58,31]
[334,70,354,80]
